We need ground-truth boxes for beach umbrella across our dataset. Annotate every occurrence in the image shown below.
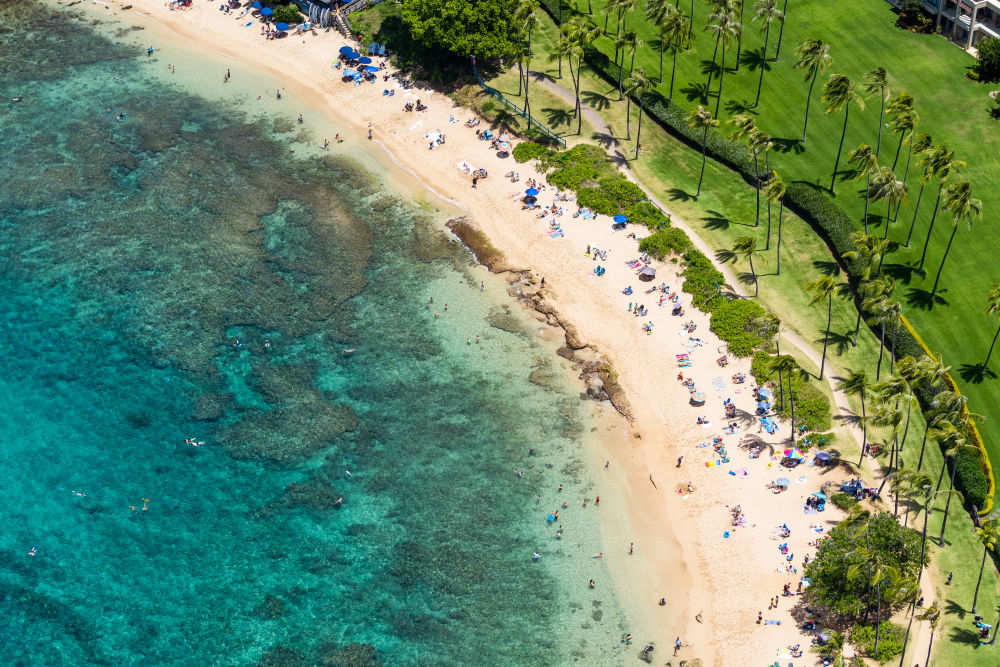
[812,492,828,500]
[358,56,372,64]
[815,451,832,462]
[251,1,262,7]
[775,477,790,488]
[692,391,705,403]
[783,448,804,459]
[260,7,273,16]
[499,142,511,151]
[613,214,628,224]
[639,266,656,277]
[339,46,354,55]
[275,22,289,31]
[525,188,539,196]
[348,52,361,60]
[365,66,379,72]
[499,133,510,141]
[758,387,772,398]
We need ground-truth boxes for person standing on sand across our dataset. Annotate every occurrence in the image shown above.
[368,123,373,140]
[472,175,478,188]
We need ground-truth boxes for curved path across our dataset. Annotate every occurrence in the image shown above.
[529,68,937,664]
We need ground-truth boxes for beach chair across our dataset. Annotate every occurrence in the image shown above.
[379,44,386,57]
[369,41,376,55]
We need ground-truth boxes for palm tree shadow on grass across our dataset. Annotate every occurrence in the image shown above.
[667,187,697,202]
[881,261,922,285]
[812,259,842,276]
[542,107,573,128]
[528,70,556,84]
[590,131,619,150]
[680,81,710,103]
[739,48,768,72]
[944,598,969,623]
[822,330,854,357]
[772,137,805,155]
[715,248,738,264]
[724,99,756,115]
[958,363,997,384]
[949,624,984,645]
[703,209,747,230]
[904,287,948,310]
[581,89,611,112]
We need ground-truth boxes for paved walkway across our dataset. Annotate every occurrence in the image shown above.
[529,67,938,665]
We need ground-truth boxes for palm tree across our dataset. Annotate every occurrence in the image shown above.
[887,110,919,196]
[774,0,789,60]
[838,369,871,465]
[919,602,941,667]
[703,6,739,113]
[984,283,1000,368]
[712,9,741,117]
[847,143,878,232]
[973,519,1000,613]
[843,232,889,346]
[871,401,903,473]
[807,274,837,379]
[862,67,889,157]
[886,92,914,170]
[762,171,785,266]
[859,276,896,379]
[930,181,981,301]
[903,133,933,246]
[821,73,865,194]
[896,117,924,215]
[868,167,908,242]
[728,115,766,226]
[687,105,719,197]
[660,8,689,104]
[752,0,783,107]
[751,131,774,230]
[562,17,600,135]
[769,354,802,437]
[647,0,672,81]
[615,31,642,100]
[917,146,963,275]
[734,0,747,71]
[601,0,620,31]
[794,39,832,142]
[733,236,760,296]
[624,68,653,151]
[938,430,974,544]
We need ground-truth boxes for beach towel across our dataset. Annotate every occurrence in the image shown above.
[764,620,781,625]
[409,121,423,131]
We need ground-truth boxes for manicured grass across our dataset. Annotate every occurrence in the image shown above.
[553,0,1000,507]
[488,5,1000,663]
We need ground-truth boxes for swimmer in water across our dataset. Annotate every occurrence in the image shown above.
[263,339,271,349]
[28,547,36,557]
[12,95,23,103]
[345,470,352,478]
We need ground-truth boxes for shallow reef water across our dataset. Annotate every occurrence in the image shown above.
[0,3,625,665]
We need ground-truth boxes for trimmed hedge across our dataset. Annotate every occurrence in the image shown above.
[533,0,991,512]
[512,141,551,163]
[680,250,725,311]
[709,299,770,358]
[639,226,691,259]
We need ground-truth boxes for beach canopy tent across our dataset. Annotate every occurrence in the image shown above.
[339,46,354,55]
[639,266,656,280]
[275,22,289,30]
[775,477,790,488]
[261,7,273,15]
[815,451,832,462]
[525,188,539,196]
[812,492,827,500]
[358,56,372,64]
[613,214,628,224]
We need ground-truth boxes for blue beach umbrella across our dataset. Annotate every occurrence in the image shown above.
[775,477,790,488]
[260,7,273,16]
[339,46,354,55]
[613,214,628,223]
[358,56,372,64]
[275,22,289,31]
[525,188,539,196]
[251,1,261,7]
[347,52,361,60]
[365,66,379,72]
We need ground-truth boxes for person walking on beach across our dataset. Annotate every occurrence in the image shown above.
[368,123,373,140]
[472,175,478,188]
[674,637,681,655]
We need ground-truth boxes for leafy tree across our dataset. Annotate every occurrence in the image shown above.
[916,146,963,275]
[984,283,1000,368]
[930,182,981,301]
[862,67,889,157]
[794,39,832,141]
[624,68,653,149]
[837,369,871,465]
[400,0,520,61]
[733,235,760,296]
[976,35,1000,81]
[973,519,1000,613]
[868,167,907,241]
[752,0,783,107]
[903,133,933,246]
[821,73,865,194]
[687,105,719,196]
[272,4,301,24]
[807,274,837,379]
[847,143,878,232]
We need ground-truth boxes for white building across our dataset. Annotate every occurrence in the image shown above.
[913,0,1000,49]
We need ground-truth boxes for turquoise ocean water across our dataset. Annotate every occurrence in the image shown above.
[0,3,626,665]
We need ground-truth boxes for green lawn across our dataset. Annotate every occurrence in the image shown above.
[548,0,1000,505]
[492,2,1000,663]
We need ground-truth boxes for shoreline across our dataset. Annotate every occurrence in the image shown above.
[57,0,858,660]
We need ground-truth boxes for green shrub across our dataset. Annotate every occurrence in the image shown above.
[709,299,769,357]
[977,36,1000,81]
[512,141,551,163]
[577,176,646,214]
[546,144,616,190]
[639,227,692,259]
[272,4,301,24]
[680,250,725,311]
[799,431,835,451]
[955,448,988,509]
[831,492,859,511]
[626,200,668,229]
[849,622,906,663]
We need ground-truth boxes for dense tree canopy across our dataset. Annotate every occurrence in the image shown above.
[400,0,518,61]
[977,36,1000,82]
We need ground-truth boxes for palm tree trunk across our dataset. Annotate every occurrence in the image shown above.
[917,502,931,583]
[895,129,916,223]
[749,253,758,297]
[874,581,883,655]
[626,94,632,139]
[788,386,795,440]
[775,0,788,60]
[617,55,625,100]
[659,35,665,83]
[802,70,818,142]
[831,104,849,193]
[588,0,593,15]
[636,108,644,157]
[734,0,745,71]
[765,199,772,250]
[877,321,885,380]
[917,428,929,471]
[905,176,926,247]
[705,34,720,104]
[892,131,904,171]
[930,224,958,300]
[669,42,679,105]
[753,152,761,226]
[517,60,524,96]
[775,201,784,274]
[925,629,936,667]
[688,0,695,45]
[857,393,867,466]
[939,459,958,543]
[714,47,726,117]
[697,127,709,196]
[863,171,871,233]
[901,393,912,451]
[898,599,917,667]
[917,185,943,274]
[889,322,898,375]
[820,296,831,379]
[974,546,987,612]
[754,24,770,107]
[986,321,1000,367]
[875,91,885,156]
